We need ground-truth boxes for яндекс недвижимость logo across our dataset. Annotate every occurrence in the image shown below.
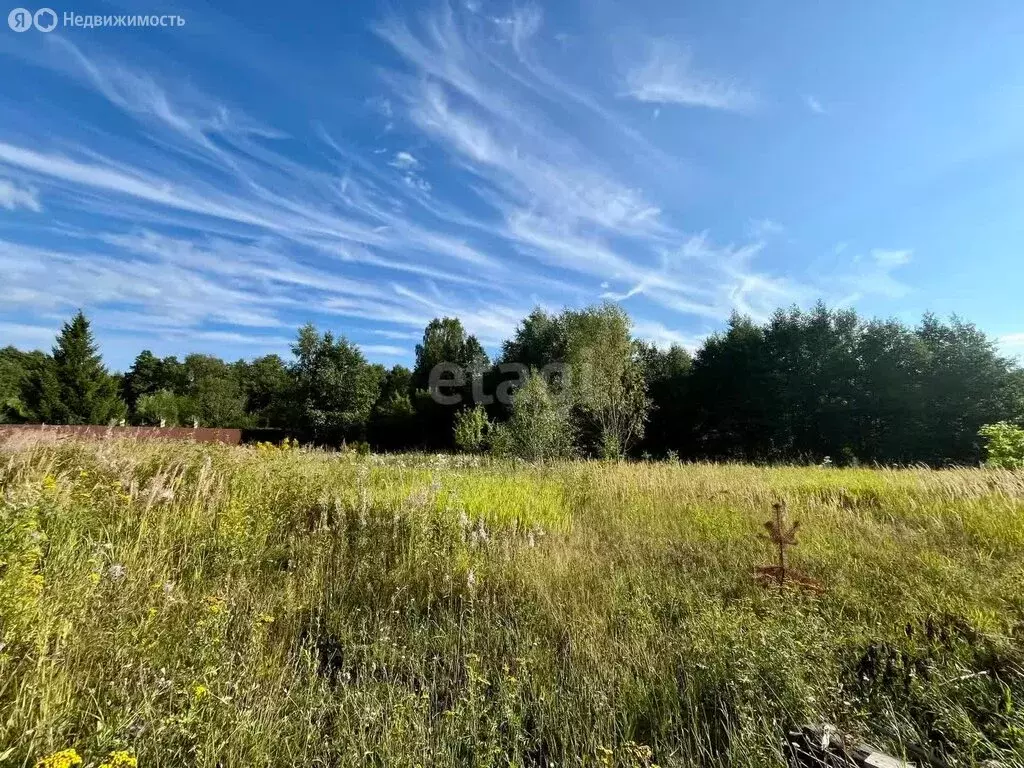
[7,7,184,30]
[8,7,56,31]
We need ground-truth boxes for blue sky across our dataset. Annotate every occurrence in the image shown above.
[2,0,1023,371]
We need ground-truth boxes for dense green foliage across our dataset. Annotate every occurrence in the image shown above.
[561,304,651,458]
[2,440,1022,766]
[0,347,47,423]
[1,303,1021,465]
[683,305,1022,465]
[19,312,124,425]
[453,404,491,453]
[135,390,180,427]
[979,422,1024,469]
[411,317,490,449]
[290,325,383,445]
[490,371,576,460]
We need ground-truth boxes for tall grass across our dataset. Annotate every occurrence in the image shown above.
[1,438,1022,767]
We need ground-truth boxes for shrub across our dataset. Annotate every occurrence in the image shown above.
[490,371,575,461]
[346,440,371,456]
[453,405,490,453]
[979,421,1024,469]
[135,389,182,426]
[254,436,300,454]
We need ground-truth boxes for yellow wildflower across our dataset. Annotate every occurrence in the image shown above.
[204,596,227,615]
[98,750,137,768]
[34,749,82,768]
[192,684,210,701]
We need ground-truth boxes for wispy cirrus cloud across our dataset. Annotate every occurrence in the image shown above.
[632,319,706,352]
[834,248,914,305]
[804,94,826,114]
[374,5,804,326]
[747,218,785,239]
[389,151,420,170]
[0,5,920,368]
[0,321,56,349]
[0,226,529,359]
[361,344,411,357]
[623,40,756,112]
[0,177,42,211]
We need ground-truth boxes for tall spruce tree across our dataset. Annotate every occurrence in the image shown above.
[22,312,124,425]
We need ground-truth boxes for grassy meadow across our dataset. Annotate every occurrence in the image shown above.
[1,437,1023,767]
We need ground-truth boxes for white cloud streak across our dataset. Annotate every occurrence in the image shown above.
[0,178,41,211]
[804,95,826,114]
[624,40,756,112]
[0,10,922,368]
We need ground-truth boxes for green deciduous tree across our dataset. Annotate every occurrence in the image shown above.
[369,365,416,450]
[490,371,575,461]
[237,354,293,428]
[562,303,651,458]
[412,318,489,449]
[636,342,692,456]
[178,354,249,428]
[413,317,489,392]
[122,351,187,416]
[502,304,651,457]
[979,422,1024,469]
[1,347,48,424]
[291,324,383,445]
[136,390,183,426]
[501,308,567,371]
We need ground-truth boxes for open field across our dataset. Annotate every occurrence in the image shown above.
[1,439,1023,767]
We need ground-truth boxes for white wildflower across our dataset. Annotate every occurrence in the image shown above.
[474,519,489,545]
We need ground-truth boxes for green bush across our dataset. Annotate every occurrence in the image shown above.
[453,404,490,453]
[490,371,575,461]
[135,390,182,426]
[979,421,1024,469]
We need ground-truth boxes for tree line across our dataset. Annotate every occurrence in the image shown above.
[1,303,1021,465]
